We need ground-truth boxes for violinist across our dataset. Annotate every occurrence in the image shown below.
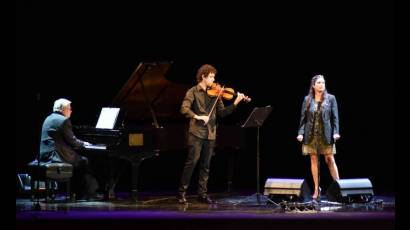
[177,64,249,204]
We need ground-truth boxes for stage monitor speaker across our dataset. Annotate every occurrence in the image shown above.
[263,178,311,202]
[326,178,374,203]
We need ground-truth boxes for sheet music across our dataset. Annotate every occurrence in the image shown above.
[95,107,120,129]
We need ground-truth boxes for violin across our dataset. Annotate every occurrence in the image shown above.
[207,83,251,103]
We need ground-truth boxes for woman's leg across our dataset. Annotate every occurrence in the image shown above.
[310,153,319,199]
[324,155,340,181]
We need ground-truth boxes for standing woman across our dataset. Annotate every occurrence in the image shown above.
[297,74,340,200]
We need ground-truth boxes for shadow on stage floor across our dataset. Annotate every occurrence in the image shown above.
[16,191,395,230]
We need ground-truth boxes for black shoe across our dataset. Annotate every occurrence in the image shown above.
[197,195,213,204]
[177,193,187,204]
[104,190,116,201]
[69,192,79,202]
[86,193,103,201]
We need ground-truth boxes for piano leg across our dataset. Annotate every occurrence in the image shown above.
[130,160,142,202]
[106,167,124,200]
[129,151,159,202]
[225,151,239,193]
[100,157,125,200]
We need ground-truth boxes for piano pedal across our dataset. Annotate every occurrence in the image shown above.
[132,190,138,202]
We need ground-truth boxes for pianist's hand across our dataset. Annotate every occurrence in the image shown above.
[83,141,92,147]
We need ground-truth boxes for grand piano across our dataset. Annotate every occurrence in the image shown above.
[74,61,246,201]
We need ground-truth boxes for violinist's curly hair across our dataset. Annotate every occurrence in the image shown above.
[196,64,217,82]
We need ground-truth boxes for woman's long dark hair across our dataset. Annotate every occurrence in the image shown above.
[306,74,328,112]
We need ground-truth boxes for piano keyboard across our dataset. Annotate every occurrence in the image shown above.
[84,144,107,150]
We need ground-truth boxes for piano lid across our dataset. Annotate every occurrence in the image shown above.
[112,61,190,125]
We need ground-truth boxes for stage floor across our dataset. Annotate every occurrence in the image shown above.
[16,191,395,230]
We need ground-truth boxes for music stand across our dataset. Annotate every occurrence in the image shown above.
[238,105,275,205]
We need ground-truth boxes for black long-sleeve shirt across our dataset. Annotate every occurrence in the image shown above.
[181,84,236,140]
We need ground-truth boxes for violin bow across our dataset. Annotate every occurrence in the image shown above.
[207,85,225,118]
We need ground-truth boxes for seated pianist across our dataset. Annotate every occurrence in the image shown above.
[36,98,100,201]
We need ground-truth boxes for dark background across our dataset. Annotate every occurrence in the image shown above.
[16,1,395,195]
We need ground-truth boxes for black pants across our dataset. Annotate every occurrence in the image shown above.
[179,134,215,196]
[71,156,99,198]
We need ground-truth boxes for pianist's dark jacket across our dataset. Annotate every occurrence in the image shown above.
[39,112,87,166]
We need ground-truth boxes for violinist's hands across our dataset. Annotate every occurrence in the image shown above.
[244,95,251,102]
[194,115,210,125]
[234,92,245,105]
[296,135,303,142]
[333,134,340,141]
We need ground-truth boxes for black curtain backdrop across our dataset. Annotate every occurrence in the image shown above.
[16,1,395,194]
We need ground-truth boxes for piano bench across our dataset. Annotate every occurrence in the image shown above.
[27,161,73,203]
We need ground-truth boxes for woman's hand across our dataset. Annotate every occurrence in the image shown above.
[333,134,340,141]
[296,135,303,142]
